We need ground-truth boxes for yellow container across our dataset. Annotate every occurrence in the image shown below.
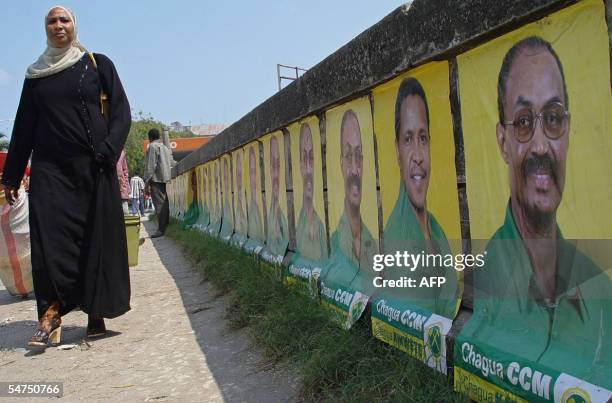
[124,215,141,267]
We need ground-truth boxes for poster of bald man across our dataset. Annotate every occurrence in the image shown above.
[454,1,612,401]
[320,96,379,329]
[370,62,462,374]
[260,132,289,265]
[231,149,248,247]
[287,116,329,293]
[219,154,235,242]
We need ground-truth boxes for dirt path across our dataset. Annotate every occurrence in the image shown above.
[0,218,299,402]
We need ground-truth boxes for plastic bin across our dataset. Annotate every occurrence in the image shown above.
[124,215,141,267]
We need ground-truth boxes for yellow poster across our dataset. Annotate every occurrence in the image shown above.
[245,141,265,248]
[181,168,200,228]
[372,61,462,321]
[289,116,328,265]
[195,164,209,230]
[460,0,612,241]
[208,159,222,236]
[456,0,612,398]
[262,132,289,261]
[232,148,248,242]
[323,95,379,321]
[220,154,235,240]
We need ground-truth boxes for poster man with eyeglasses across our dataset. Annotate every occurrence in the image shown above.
[325,110,377,289]
[466,36,610,384]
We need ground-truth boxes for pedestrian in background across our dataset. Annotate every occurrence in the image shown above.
[2,6,131,346]
[144,128,172,238]
[129,172,145,216]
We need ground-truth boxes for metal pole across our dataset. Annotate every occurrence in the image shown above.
[277,64,281,92]
[162,126,170,149]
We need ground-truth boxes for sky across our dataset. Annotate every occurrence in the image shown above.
[0,1,408,137]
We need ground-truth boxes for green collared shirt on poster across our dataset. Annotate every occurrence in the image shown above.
[325,209,378,293]
[294,206,328,264]
[266,200,288,257]
[465,202,611,388]
[247,197,264,242]
[182,201,200,228]
[383,182,460,319]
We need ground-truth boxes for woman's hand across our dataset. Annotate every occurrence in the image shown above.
[4,185,19,205]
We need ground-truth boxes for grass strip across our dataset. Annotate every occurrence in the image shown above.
[167,221,466,402]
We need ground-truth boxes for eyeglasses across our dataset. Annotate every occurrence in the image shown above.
[503,102,570,143]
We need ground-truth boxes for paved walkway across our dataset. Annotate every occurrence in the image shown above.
[0,219,299,402]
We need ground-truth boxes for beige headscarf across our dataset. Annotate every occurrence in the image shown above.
[25,6,87,79]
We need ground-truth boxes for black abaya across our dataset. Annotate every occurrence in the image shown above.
[2,53,131,319]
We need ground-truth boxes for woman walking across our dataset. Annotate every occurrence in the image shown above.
[2,6,131,346]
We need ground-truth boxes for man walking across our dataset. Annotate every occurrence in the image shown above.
[144,128,173,238]
[129,172,145,216]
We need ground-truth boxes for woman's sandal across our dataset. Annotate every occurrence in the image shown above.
[86,317,106,338]
[28,317,62,346]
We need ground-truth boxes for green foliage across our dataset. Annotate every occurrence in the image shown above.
[0,132,8,151]
[124,114,196,177]
[167,221,466,402]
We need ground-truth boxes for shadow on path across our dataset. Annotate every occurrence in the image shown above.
[143,220,299,403]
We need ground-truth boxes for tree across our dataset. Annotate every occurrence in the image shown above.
[0,132,8,151]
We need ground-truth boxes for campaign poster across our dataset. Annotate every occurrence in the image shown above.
[370,61,462,374]
[207,159,222,237]
[202,162,213,234]
[231,148,248,247]
[219,154,235,242]
[179,172,188,220]
[287,116,329,292]
[194,164,210,232]
[454,1,612,401]
[320,96,379,329]
[167,177,177,218]
[243,141,266,254]
[261,132,289,264]
[181,168,200,229]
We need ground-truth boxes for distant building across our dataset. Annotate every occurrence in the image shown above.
[190,123,229,136]
[169,121,189,133]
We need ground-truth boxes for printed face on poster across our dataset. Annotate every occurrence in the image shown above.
[232,148,247,236]
[245,141,264,243]
[262,132,289,257]
[289,116,329,265]
[324,96,379,293]
[455,0,612,400]
[372,61,462,320]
